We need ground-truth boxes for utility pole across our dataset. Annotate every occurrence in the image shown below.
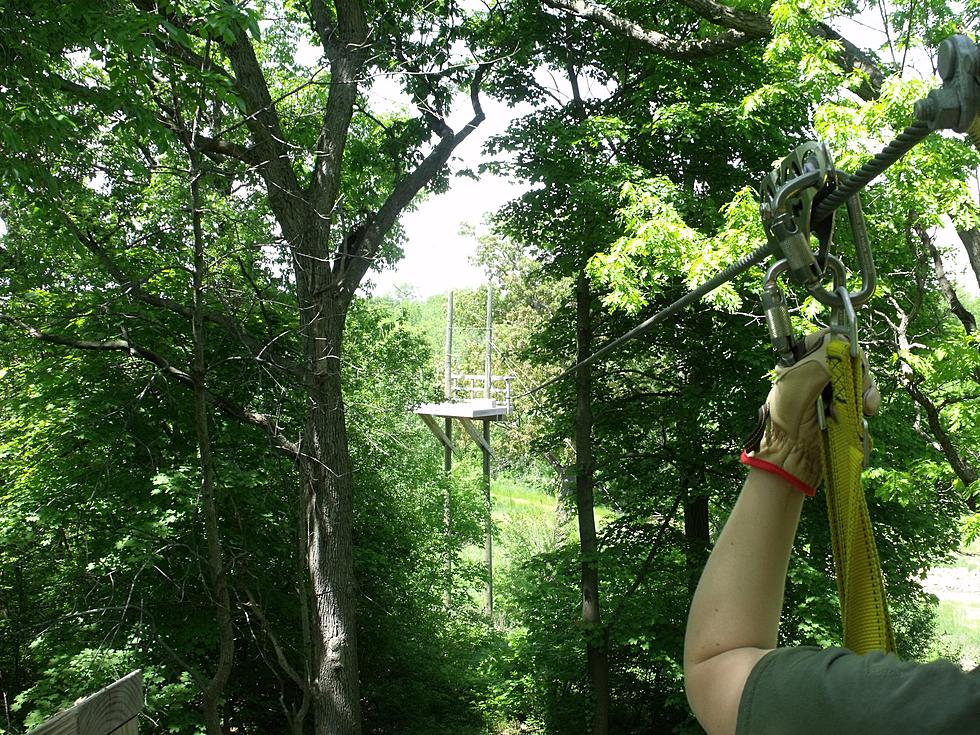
[483,286,494,620]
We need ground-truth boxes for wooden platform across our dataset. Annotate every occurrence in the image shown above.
[413,400,512,458]
[412,399,513,420]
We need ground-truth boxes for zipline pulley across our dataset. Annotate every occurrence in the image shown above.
[914,34,980,144]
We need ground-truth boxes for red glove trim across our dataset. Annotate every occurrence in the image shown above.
[740,451,816,497]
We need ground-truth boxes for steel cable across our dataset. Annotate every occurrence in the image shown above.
[515,120,934,399]
[516,241,777,398]
[813,119,931,221]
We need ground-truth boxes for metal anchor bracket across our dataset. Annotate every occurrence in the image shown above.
[914,34,980,138]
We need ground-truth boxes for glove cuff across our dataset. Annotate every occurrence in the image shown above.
[741,406,822,496]
[740,450,817,497]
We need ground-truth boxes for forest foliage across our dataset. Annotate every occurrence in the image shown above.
[2,0,980,733]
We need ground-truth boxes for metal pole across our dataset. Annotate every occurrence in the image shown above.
[483,417,493,620]
[445,291,454,401]
[484,286,494,620]
[485,286,492,400]
[443,292,454,607]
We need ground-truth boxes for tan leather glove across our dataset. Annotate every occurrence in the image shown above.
[741,330,880,496]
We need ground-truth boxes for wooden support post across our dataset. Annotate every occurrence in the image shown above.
[444,419,453,473]
[419,414,460,456]
[443,292,455,607]
[458,418,495,458]
[443,417,453,608]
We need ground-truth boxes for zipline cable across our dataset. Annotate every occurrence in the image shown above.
[812,120,931,222]
[515,240,778,398]
[514,121,931,400]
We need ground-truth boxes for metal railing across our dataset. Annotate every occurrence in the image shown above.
[449,373,514,406]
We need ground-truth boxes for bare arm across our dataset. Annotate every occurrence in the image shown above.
[683,468,806,735]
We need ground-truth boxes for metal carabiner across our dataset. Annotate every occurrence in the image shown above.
[762,260,796,365]
[763,254,849,365]
[805,182,877,310]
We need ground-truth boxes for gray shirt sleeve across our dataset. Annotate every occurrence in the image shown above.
[737,646,980,734]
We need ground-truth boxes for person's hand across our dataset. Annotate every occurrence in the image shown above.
[741,330,880,496]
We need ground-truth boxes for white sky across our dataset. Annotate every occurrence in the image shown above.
[363,94,530,300]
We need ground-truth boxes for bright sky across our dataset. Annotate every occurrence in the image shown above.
[363,94,530,300]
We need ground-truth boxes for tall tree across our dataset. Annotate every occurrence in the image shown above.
[0,0,492,732]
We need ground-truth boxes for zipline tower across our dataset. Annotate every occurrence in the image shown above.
[413,287,513,618]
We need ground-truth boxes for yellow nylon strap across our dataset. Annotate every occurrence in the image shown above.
[820,339,895,655]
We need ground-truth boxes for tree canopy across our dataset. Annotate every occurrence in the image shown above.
[3,0,980,733]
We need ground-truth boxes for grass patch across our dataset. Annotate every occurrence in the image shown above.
[493,477,557,514]
[934,599,980,668]
[929,527,980,667]
[461,475,619,587]
[492,477,562,565]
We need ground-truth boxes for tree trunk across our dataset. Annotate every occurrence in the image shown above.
[299,307,362,735]
[956,227,980,292]
[574,271,610,735]
[189,148,235,735]
[683,486,710,597]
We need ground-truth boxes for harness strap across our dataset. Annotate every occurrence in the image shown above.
[820,339,895,655]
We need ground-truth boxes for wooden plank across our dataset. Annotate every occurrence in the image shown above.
[418,414,461,457]
[78,671,143,735]
[76,670,142,735]
[458,418,495,458]
[28,708,76,735]
[109,718,138,735]
[30,671,143,735]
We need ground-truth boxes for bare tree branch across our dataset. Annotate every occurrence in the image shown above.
[544,0,885,99]
[223,31,307,240]
[809,23,886,101]
[676,0,885,97]
[606,491,684,627]
[542,0,756,59]
[335,63,491,305]
[672,0,769,34]
[49,205,305,379]
[914,220,978,333]
[307,0,371,218]
[0,314,300,458]
[162,119,259,166]
[881,298,979,503]
[310,0,341,59]
[243,588,308,692]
